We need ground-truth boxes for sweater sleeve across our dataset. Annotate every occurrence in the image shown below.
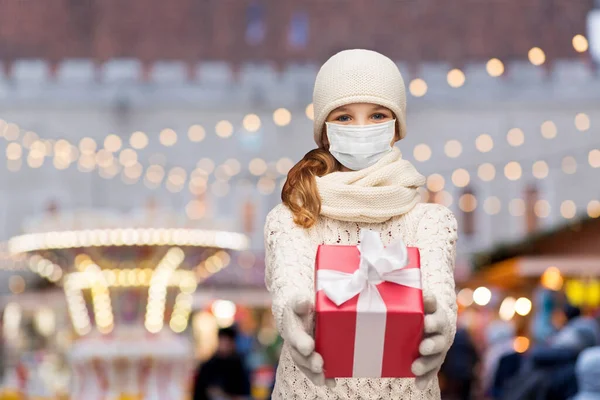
[264,204,316,337]
[414,203,458,351]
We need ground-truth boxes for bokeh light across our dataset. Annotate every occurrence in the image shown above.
[243,114,261,132]
[532,161,549,179]
[104,134,122,152]
[215,120,234,138]
[534,200,551,218]
[187,125,206,143]
[273,108,292,126]
[484,197,502,215]
[478,163,496,182]
[514,336,530,353]
[305,104,314,120]
[473,287,492,306]
[486,58,505,77]
[541,121,557,139]
[528,47,546,66]
[413,144,432,162]
[476,134,494,153]
[249,158,268,176]
[444,140,462,158]
[572,34,589,52]
[427,174,445,192]
[499,297,516,321]
[541,267,564,291]
[159,128,177,146]
[447,69,466,88]
[575,113,590,131]
[457,288,474,307]
[130,131,148,149]
[560,200,577,219]
[507,128,525,147]
[409,79,428,97]
[515,297,532,316]
[588,200,600,218]
[452,169,470,188]
[504,161,522,181]
[459,193,477,212]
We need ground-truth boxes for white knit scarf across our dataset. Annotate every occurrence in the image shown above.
[316,147,426,223]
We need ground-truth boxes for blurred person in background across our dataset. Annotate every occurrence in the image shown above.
[481,320,517,399]
[563,303,581,324]
[501,315,600,400]
[439,326,478,400]
[571,346,600,400]
[192,326,251,400]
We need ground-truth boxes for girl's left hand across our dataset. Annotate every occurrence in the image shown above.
[411,294,449,390]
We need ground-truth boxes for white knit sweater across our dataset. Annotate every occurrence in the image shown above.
[264,202,458,400]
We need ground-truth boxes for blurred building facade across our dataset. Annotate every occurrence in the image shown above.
[1,0,599,286]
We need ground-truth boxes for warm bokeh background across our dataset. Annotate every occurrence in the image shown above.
[0,1,599,399]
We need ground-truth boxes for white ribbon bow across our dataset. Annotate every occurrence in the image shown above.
[317,229,422,307]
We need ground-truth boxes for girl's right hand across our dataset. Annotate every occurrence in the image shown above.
[283,295,336,388]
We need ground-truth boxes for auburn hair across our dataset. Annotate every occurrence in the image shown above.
[282,147,340,228]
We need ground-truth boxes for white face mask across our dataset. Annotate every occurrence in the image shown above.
[325,119,396,171]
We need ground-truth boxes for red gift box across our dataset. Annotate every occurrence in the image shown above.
[314,232,424,378]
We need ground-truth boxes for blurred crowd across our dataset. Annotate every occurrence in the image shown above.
[440,304,600,400]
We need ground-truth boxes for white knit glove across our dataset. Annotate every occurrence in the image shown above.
[283,295,336,388]
[411,294,450,390]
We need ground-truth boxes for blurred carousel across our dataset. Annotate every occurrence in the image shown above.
[5,204,249,400]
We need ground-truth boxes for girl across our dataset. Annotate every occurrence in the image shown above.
[265,49,457,399]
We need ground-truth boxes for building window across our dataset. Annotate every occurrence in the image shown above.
[525,184,539,233]
[460,187,476,237]
[288,11,309,49]
[245,3,266,46]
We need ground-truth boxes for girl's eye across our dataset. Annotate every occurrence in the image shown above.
[336,115,351,122]
[372,113,387,120]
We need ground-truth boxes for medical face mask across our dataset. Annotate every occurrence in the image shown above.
[325,119,396,171]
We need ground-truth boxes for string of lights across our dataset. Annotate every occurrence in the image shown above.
[0,36,596,226]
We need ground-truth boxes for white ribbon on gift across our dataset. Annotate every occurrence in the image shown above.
[316,229,422,377]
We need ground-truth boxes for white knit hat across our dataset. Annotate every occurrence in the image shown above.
[312,49,407,147]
